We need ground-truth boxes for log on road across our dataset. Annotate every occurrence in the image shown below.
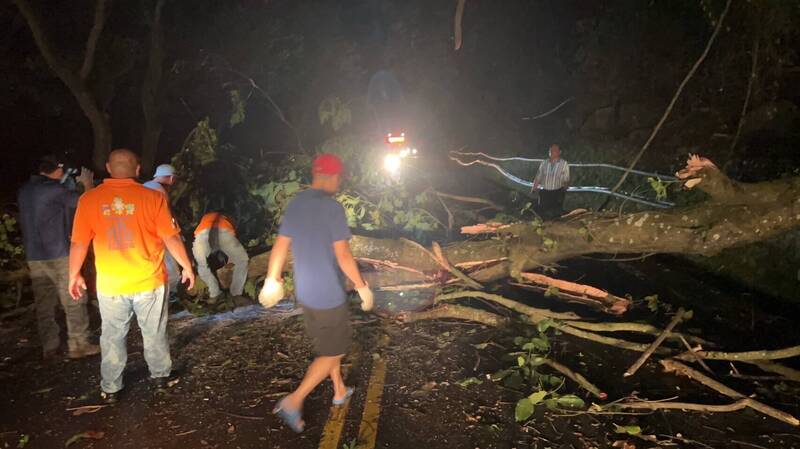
[220,159,800,290]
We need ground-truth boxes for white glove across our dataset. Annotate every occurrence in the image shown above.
[356,284,374,312]
[258,278,284,308]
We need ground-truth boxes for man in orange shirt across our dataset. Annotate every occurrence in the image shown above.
[192,212,249,300]
[69,149,195,403]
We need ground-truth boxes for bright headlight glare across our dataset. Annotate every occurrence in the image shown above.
[384,154,401,173]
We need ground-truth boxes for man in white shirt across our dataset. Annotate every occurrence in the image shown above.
[532,144,569,220]
[143,164,180,293]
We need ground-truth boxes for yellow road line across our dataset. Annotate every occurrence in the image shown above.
[355,357,387,449]
[318,345,361,449]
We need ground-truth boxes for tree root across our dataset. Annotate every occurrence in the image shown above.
[660,359,800,426]
[542,358,607,399]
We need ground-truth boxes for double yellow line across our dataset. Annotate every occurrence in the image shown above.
[318,337,389,449]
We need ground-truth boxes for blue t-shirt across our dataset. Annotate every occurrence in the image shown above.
[278,189,352,309]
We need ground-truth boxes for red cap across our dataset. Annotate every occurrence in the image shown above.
[312,153,344,175]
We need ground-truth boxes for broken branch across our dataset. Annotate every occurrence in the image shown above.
[675,345,800,362]
[542,358,607,399]
[624,308,688,377]
[401,238,483,289]
[660,359,800,426]
[398,304,508,327]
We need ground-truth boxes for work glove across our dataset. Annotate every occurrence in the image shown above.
[258,278,284,308]
[356,284,374,312]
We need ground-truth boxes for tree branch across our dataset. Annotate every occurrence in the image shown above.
[80,0,109,80]
[624,308,688,377]
[609,0,732,193]
[660,359,800,426]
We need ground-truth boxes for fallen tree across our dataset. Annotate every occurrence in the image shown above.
[215,156,800,425]
[222,156,800,290]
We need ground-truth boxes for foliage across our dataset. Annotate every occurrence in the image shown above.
[229,90,247,127]
[478,320,588,423]
[318,97,351,132]
[170,117,219,224]
[0,214,24,268]
[455,377,483,388]
[613,424,642,435]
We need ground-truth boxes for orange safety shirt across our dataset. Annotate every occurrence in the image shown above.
[71,178,180,296]
[194,212,236,236]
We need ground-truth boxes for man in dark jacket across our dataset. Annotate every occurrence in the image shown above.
[17,155,99,360]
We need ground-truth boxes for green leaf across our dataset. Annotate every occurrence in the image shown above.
[491,369,512,382]
[528,390,548,405]
[556,394,586,409]
[473,343,489,350]
[613,424,642,435]
[683,309,694,320]
[504,372,524,389]
[17,434,29,449]
[543,398,559,410]
[243,280,257,298]
[645,294,660,312]
[530,337,550,352]
[456,377,483,388]
[515,398,535,422]
[517,356,526,367]
[529,356,547,367]
[544,286,560,297]
[537,318,555,333]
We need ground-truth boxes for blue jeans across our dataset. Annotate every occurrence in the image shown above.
[98,285,171,393]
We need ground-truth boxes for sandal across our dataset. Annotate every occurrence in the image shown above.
[272,398,305,433]
[332,386,354,406]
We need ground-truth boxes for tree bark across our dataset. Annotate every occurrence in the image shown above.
[223,163,800,289]
[14,0,112,171]
[140,0,167,174]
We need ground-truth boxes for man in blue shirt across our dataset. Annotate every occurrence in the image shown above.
[17,155,100,360]
[258,153,373,432]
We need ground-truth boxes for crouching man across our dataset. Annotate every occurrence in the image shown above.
[259,153,373,432]
[68,149,195,403]
[192,212,249,300]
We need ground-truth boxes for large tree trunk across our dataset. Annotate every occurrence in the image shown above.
[140,0,167,175]
[14,0,112,172]
[220,159,800,288]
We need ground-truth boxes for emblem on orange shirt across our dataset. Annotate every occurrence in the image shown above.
[103,197,135,250]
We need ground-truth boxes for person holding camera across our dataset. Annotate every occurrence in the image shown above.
[17,154,99,360]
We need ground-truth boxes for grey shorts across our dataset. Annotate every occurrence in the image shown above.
[301,302,352,357]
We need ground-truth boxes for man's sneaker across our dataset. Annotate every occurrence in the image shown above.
[100,391,119,404]
[68,343,101,359]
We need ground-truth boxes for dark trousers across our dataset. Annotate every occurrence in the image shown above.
[538,188,566,220]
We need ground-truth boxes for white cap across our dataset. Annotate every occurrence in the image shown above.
[153,164,176,178]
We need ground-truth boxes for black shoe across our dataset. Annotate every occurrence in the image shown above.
[152,371,180,391]
[100,390,119,404]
